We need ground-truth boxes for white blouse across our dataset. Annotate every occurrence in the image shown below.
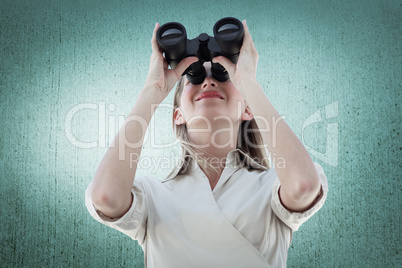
[85,149,328,268]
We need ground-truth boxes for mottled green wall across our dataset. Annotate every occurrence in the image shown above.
[0,0,400,267]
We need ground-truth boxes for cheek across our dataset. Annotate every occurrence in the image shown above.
[181,86,196,104]
[227,87,245,104]
[228,96,247,115]
[225,82,242,99]
[179,91,192,115]
[180,90,190,106]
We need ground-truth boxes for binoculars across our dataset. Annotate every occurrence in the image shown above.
[156,17,244,84]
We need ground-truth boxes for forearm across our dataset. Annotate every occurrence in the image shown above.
[90,87,162,217]
[239,79,320,197]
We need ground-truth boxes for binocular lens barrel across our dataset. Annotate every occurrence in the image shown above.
[156,23,187,65]
[213,17,244,56]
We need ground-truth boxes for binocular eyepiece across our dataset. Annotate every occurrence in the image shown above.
[156,17,244,84]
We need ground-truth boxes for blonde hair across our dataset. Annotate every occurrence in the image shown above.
[167,76,271,178]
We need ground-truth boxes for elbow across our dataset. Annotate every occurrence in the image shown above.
[90,172,122,211]
[287,173,321,201]
[90,181,133,219]
[91,186,114,211]
[90,185,122,214]
[298,179,320,198]
[295,176,321,200]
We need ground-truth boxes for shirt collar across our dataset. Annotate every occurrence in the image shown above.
[164,148,269,181]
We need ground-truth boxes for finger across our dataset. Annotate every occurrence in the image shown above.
[241,20,257,53]
[174,56,199,77]
[242,20,250,43]
[212,56,236,78]
[242,20,249,33]
[151,23,161,53]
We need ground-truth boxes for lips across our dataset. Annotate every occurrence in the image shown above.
[195,91,224,101]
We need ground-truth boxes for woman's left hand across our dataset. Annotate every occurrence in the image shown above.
[212,20,259,95]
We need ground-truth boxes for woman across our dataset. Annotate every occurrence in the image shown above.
[85,20,328,267]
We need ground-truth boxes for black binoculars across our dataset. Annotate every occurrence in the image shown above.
[156,17,244,84]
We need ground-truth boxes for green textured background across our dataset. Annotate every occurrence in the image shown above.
[0,0,400,267]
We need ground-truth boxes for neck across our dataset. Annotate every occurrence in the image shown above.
[187,120,240,176]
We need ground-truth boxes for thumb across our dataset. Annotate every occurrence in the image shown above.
[212,56,236,78]
[174,57,199,77]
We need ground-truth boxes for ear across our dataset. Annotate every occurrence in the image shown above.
[240,105,254,121]
[174,108,186,125]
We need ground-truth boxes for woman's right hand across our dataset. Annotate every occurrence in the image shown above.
[144,23,198,101]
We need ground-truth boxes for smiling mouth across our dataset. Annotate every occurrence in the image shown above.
[196,92,224,101]
[197,96,224,101]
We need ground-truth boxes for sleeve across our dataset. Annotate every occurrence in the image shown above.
[85,178,148,243]
[270,162,329,231]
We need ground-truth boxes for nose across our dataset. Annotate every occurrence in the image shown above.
[201,76,216,89]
